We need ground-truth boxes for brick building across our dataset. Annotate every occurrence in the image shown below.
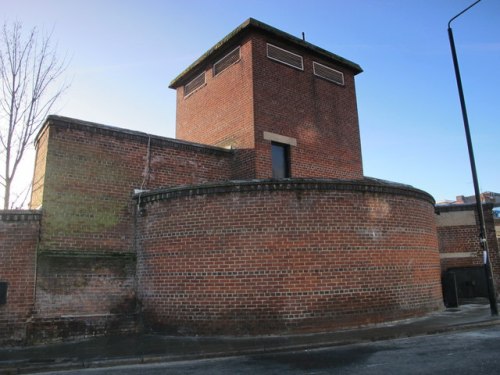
[1,18,443,344]
[435,192,500,304]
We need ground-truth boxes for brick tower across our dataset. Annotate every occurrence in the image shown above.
[170,18,364,180]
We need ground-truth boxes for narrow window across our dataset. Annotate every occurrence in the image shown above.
[0,282,7,305]
[271,142,290,178]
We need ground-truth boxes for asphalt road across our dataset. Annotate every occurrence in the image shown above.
[39,326,500,374]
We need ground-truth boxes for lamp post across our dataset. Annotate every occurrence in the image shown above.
[448,0,498,315]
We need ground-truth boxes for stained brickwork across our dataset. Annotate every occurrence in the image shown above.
[136,180,442,335]
[0,210,40,344]
[29,252,138,342]
[33,117,233,254]
[28,116,234,339]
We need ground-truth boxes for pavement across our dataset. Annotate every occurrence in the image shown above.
[1,301,500,374]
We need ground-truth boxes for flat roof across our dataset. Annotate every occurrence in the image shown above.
[169,18,363,88]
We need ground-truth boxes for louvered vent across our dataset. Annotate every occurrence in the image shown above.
[184,72,205,96]
[313,62,344,85]
[213,47,240,76]
[267,44,303,70]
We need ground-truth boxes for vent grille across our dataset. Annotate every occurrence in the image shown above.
[213,47,241,76]
[267,44,303,70]
[184,72,205,96]
[313,62,344,85]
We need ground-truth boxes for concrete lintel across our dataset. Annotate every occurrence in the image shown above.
[440,252,476,259]
[263,131,297,146]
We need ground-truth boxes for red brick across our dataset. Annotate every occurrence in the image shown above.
[0,211,40,344]
[136,180,442,335]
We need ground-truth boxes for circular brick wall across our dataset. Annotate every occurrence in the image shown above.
[136,178,443,335]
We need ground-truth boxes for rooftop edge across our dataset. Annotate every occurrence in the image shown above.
[37,115,232,155]
[169,17,363,88]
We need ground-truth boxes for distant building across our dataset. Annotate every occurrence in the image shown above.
[435,192,500,305]
[437,192,500,206]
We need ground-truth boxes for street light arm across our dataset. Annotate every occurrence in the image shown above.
[448,0,481,29]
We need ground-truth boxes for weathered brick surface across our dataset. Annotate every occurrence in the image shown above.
[30,126,48,209]
[28,252,138,342]
[436,204,500,291]
[33,117,233,254]
[34,253,136,316]
[26,314,139,344]
[28,117,233,339]
[136,180,442,335]
[0,210,40,344]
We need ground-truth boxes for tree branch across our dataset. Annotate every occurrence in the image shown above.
[0,21,69,209]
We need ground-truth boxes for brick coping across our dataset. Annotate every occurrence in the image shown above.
[435,202,496,213]
[0,210,42,222]
[134,177,435,205]
[36,115,233,156]
[169,18,362,88]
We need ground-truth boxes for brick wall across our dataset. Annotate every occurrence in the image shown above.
[28,252,138,342]
[33,116,234,254]
[136,179,442,335]
[175,36,256,149]
[28,116,234,340]
[30,126,48,209]
[0,210,40,344]
[436,203,500,291]
[251,33,363,179]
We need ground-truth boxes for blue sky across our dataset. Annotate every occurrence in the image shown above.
[2,0,499,203]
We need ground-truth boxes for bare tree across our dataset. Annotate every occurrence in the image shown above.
[0,22,68,209]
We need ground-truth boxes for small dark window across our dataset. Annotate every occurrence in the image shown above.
[271,142,290,178]
[0,282,8,305]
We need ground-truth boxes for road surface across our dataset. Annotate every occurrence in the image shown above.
[39,326,500,374]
